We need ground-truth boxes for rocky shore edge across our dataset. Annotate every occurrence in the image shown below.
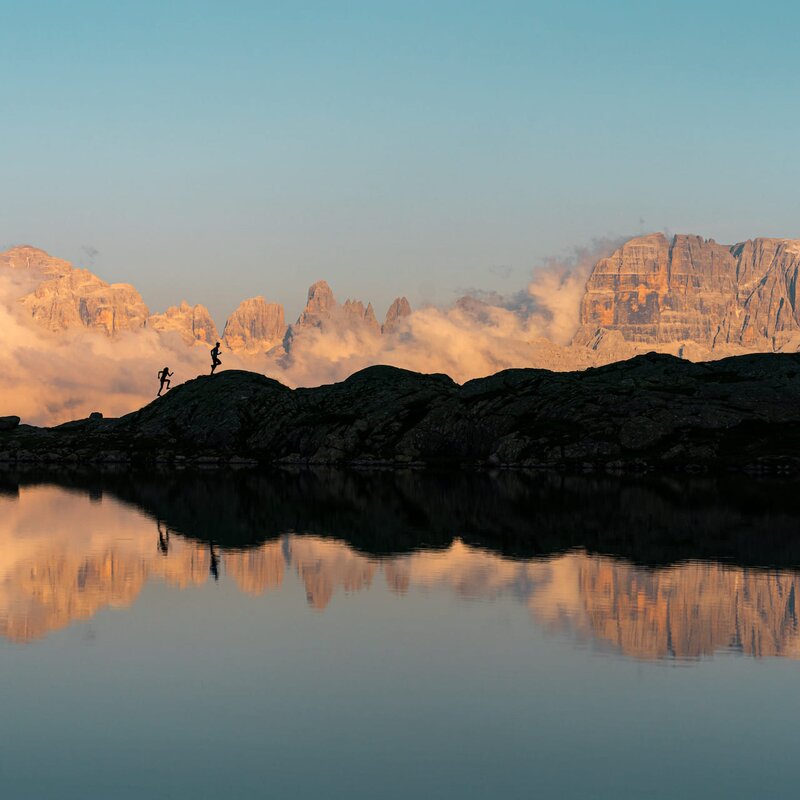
[3,352,800,473]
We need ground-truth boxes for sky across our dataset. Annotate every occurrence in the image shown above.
[2,0,799,325]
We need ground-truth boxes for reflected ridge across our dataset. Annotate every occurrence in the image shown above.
[2,470,800,661]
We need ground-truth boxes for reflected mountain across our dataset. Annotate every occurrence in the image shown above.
[1,469,800,660]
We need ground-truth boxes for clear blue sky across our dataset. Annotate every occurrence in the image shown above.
[1,0,798,324]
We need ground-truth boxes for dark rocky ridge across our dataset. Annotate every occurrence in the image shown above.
[4,352,800,471]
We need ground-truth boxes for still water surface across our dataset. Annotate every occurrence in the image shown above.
[0,469,798,799]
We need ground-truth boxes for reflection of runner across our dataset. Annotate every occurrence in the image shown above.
[210,341,222,375]
[209,542,220,581]
[157,366,173,396]
[157,520,170,554]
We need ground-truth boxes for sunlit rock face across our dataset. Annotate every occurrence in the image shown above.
[279,280,385,358]
[293,280,380,334]
[19,268,149,335]
[576,234,738,344]
[727,238,800,347]
[221,296,286,353]
[576,233,800,350]
[342,299,380,334]
[0,245,72,279]
[149,300,219,345]
[296,280,337,328]
[382,296,412,333]
[1,245,150,336]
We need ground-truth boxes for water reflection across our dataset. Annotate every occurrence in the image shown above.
[2,470,800,661]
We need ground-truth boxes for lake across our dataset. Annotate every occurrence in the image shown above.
[1,468,798,799]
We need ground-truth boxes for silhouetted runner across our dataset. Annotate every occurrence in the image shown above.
[157,366,173,396]
[210,341,222,374]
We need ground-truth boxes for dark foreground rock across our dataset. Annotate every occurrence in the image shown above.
[4,352,800,471]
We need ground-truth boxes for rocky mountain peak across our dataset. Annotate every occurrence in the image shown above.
[304,280,336,315]
[382,296,412,333]
[0,245,73,279]
[19,267,149,336]
[1,245,150,336]
[342,299,381,334]
[149,301,219,345]
[222,296,286,353]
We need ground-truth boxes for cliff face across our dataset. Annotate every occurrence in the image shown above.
[221,296,286,353]
[576,233,800,349]
[726,238,800,346]
[149,301,219,345]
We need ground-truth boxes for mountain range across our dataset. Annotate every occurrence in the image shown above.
[5,232,800,368]
[0,244,411,356]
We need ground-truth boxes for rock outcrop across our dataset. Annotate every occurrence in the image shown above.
[5,352,800,471]
[221,296,285,353]
[148,301,219,345]
[576,233,800,350]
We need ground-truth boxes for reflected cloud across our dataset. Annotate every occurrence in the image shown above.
[1,484,799,662]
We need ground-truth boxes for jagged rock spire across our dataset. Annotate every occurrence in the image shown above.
[382,296,412,333]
